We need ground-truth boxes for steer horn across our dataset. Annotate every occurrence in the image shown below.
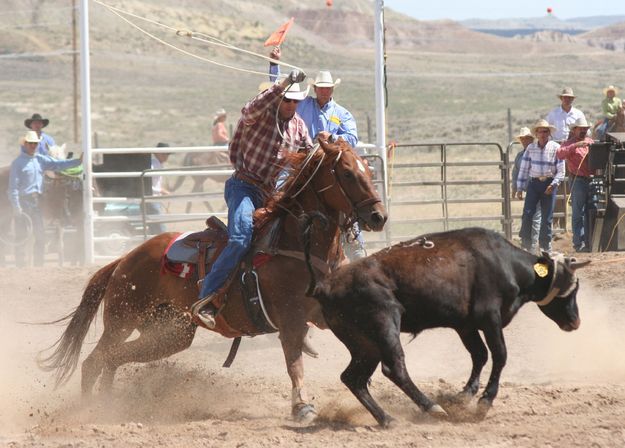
[568,259,592,270]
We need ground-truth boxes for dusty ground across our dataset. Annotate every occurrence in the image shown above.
[1,249,625,448]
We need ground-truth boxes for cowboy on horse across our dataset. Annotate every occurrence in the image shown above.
[596,85,623,141]
[192,69,311,328]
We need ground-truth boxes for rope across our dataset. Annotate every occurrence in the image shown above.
[0,212,33,247]
[93,0,303,77]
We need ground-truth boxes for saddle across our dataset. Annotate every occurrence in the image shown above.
[162,214,282,338]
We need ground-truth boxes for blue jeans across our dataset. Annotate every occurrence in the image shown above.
[519,178,557,252]
[529,208,541,252]
[569,176,591,249]
[15,195,45,267]
[198,176,265,298]
[596,118,609,140]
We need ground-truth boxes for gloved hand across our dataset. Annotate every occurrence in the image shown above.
[288,69,306,84]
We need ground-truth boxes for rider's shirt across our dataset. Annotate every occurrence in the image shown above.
[297,97,358,148]
[36,132,56,156]
[8,148,81,211]
[229,84,312,187]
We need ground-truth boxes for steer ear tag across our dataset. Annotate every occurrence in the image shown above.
[534,263,549,278]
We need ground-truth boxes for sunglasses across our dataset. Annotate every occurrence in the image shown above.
[283,98,300,104]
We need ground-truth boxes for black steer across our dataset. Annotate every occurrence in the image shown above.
[302,217,589,427]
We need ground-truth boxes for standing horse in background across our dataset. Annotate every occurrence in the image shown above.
[168,150,231,213]
[39,138,387,424]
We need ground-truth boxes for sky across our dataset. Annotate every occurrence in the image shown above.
[383,0,625,21]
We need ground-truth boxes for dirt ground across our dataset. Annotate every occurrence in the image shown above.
[2,248,625,448]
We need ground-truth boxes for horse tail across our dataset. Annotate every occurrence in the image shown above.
[168,152,195,192]
[37,258,121,388]
[299,211,329,296]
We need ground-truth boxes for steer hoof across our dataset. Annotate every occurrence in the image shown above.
[428,404,449,419]
[293,403,317,426]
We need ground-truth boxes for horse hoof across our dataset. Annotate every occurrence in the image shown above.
[293,404,317,426]
[475,399,491,420]
[428,404,449,419]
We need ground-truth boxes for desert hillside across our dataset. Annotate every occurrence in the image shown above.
[1,0,624,165]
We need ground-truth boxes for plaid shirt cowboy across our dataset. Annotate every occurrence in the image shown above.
[229,84,313,187]
[516,140,565,192]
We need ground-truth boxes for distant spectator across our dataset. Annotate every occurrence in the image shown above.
[24,113,56,156]
[596,85,622,141]
[515,119,565,254]
[557,117,593,252]
[212,109,230,146]
[511,126,540,252]
[546,87,586,141]
[148,142,171,234]
[8,131,82,266]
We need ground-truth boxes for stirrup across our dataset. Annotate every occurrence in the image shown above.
[197,307,216,329]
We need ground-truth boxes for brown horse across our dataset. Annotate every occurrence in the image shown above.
[39,138,388,423]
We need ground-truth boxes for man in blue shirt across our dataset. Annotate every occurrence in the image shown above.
[8,131,82,266]
[269,47,365,261]
[24,113,56,156]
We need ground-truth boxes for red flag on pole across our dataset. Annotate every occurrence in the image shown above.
[264,18,294,47]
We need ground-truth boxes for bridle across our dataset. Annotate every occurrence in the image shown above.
[311,148,381,231]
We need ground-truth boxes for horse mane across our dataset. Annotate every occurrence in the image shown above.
[253,139,348,230]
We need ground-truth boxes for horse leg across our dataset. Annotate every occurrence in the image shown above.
[82,324,133,397]
[100,306,196,391]
[278,322,317,424]
[455,327,488,402]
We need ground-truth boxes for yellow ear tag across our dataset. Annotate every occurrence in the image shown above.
[534,263,549,278]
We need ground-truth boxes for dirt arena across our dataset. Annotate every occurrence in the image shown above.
[2,250,625,447]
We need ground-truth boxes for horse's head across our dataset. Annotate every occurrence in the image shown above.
[313,138,387,232]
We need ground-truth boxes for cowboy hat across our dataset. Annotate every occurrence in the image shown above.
[531,119,556,136]
[24,113,49,129]
[24,130,41,143]
[557,87,576,99]
[515,127,534,142]
[283,82,309,101]
[213,108,227,120]
[603,85,619,95]
[569,117,590,130]
[312,70,341,88]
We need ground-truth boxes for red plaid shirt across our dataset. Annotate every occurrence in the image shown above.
[229,84,313,187]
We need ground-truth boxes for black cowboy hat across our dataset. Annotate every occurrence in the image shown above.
[24,113,49,129]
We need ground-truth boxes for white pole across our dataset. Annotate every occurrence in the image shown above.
[79,0,94,264]
[374,0,387,193]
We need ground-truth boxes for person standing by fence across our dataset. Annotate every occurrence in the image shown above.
[515,119,565,254]
[24,113,56,156]
[557,117,593,252]
[8,131,82,266]
[511,127,541,252]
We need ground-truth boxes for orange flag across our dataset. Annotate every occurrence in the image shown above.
[264,18,294,47]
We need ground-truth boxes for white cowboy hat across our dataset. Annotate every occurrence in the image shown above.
[515,127,534,142]
[283,82,309,101]
[557,87,576,98]
[312,70,341,88]
[24,130,41,143]
[213,108,227,119]
[531,119,556,137]
[603,85,619,95]
[570,117,591,130]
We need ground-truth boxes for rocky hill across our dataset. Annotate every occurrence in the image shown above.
[579,21,625,52]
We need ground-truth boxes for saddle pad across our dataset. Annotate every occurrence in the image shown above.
[165,231,200,263]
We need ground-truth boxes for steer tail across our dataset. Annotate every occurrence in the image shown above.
[37,258,121,388]
[299,211,329,296]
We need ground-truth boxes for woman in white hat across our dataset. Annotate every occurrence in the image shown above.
[597,85,622,140]
[515,119,565,253]
[8,131,82,266]
[211,108,229,146]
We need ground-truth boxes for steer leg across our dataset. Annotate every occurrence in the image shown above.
[379,328,448,420]
[476,318,507,419]
[456,328,488,400]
